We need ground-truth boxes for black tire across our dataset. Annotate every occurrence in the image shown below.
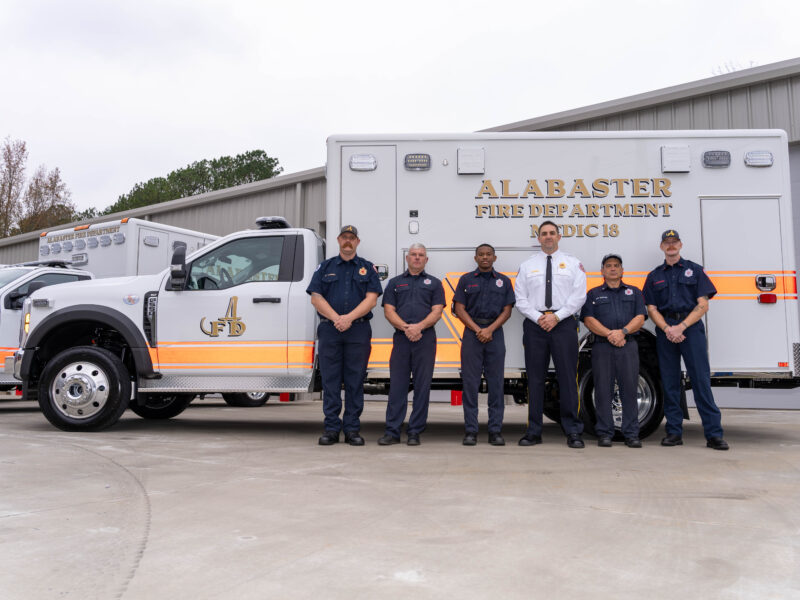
[129,393,194,419]
[578,362,664,439]
[222,391,270,407]
[542,380,563,423]
[38,346,130,432]
[516,381,563,422]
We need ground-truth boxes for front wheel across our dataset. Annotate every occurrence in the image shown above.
[130,394,194,419]
[578,363,663,439]
[38,346,131,432]
[223,391,270,407]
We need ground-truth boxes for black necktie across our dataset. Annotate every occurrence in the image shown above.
[545,255,552,309]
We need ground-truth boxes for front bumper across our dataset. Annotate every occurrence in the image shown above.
[12,349,23,380]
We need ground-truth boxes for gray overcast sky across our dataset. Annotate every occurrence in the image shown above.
[2,0,799,212]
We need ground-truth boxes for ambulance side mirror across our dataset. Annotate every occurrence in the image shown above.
[168,246,187,290]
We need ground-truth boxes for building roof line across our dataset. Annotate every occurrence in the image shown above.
[482,57,800,132]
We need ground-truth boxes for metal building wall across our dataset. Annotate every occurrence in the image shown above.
[486,57,800,144]
[541,79,800,138]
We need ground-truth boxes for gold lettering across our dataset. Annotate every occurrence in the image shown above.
[500,180,519,198]
[614,204,632,217]
[543,204,557,217]
[512,204,524,218]
[547,179,565,198]
[631,203,645,217]
[610,178,627,197]
[652,178,672,197]
[592,179,610,198]
[660,202,673,216]
[557,204,569,217]
[529,204,543,217]
[562,224,576,237]
[568,179,591,198]
[632,178,650,197]
[585,204,599,217]
[475,180,499,199]
[569,204,586,217]
[645,203,659,217]
[584,224,599,237]
[521,179,544,198]
[475,205,490,218]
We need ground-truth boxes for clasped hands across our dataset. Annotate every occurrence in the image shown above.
[664,324,686,344]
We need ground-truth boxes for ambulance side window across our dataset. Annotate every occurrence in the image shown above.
[186,236,285,291]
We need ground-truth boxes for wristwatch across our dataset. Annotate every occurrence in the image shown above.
[622,327,629,335]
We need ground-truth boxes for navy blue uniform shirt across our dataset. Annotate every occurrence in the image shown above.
[581,282,646,331]
[306,255,383,319]
[382,270,445,324]
[643,258,716,313]
[453,269,515,321]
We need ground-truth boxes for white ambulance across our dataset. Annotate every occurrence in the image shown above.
[38,217,218,278]
[326,130,799,436]
[14,131,800,434]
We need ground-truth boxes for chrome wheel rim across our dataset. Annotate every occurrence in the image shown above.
[50,361,110,419]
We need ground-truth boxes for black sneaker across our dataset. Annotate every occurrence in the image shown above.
[377,434,400,446]
[407,433,421,446]
[463,432,478,446]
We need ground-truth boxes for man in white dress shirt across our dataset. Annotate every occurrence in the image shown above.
[514,220,587,448]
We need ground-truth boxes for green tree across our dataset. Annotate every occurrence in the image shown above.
[104,149,281,215]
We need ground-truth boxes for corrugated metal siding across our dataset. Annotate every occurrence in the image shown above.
[547,75,800,140]
[0,239,39,265]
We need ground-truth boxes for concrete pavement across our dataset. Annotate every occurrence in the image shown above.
[1,398,799,599]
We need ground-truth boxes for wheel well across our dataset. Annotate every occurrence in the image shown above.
[27,320,139,388]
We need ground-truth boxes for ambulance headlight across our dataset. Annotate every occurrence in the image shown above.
[40,246,50,256]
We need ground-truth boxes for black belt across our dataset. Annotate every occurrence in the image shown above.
[320,317,366,324]
[472,317,496,325]
[663,312,689,322]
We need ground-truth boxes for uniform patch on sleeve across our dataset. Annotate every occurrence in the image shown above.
[496,279,503,287]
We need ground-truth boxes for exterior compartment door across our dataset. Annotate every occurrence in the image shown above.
[701,197,791,372]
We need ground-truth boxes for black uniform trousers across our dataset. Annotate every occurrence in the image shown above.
[522,317,584,437]
[591,339,640,439]
[385,328,436,437]
[461,328,505,434]
[317,320,372,434]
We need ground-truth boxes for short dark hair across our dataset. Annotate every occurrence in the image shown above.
[538,220,559,235]
[475,243,495,254]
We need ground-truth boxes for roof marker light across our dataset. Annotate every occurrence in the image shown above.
[745,150,774,167]
[349,154,378,171]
